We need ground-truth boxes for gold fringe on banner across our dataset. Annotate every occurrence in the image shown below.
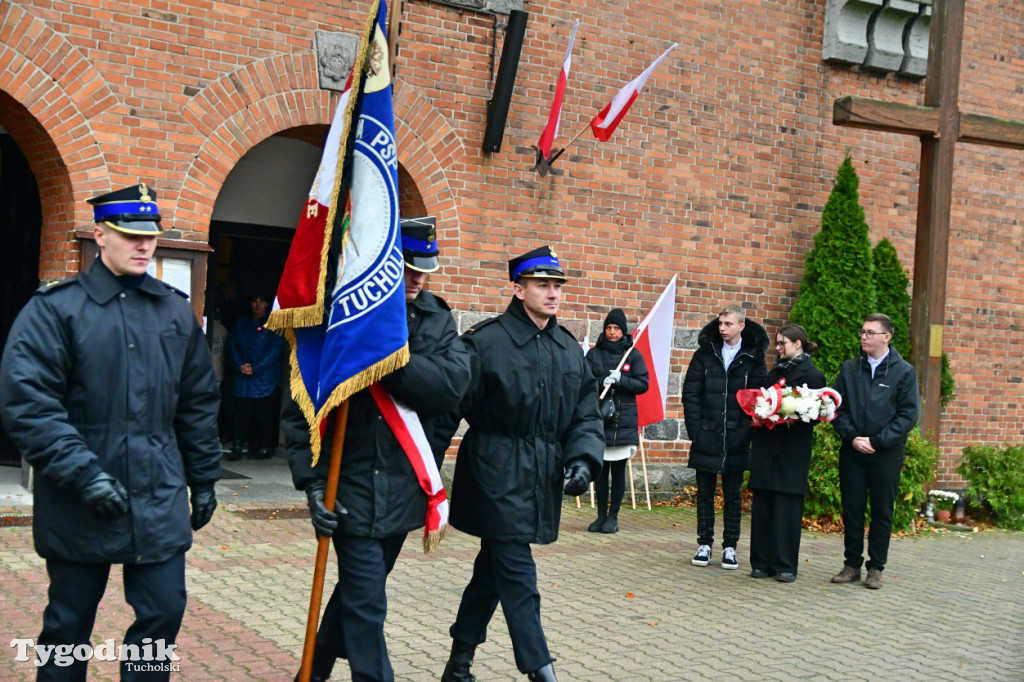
[423,524,447,554]
[266,0,379,334]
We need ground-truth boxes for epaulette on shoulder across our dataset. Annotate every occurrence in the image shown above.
[164,283,189,299]
[36,276,78,295]
[464,317,499,335]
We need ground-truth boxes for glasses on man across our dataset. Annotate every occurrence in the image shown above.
[859,330,888,338]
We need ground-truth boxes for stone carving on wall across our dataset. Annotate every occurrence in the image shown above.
[315,31,359,92]
[822,0,932,78]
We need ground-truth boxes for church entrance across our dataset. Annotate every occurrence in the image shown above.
[0,132,43,466]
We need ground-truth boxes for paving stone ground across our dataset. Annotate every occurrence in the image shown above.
[2,495,1023,681]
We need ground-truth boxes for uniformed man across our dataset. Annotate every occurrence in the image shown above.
[285,216,471,682]
[0,183,221,681]
[440,245,604,682]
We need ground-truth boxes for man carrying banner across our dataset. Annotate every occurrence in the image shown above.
[0,184,221,681]
[440,245,603,682]
[284,218,470,682]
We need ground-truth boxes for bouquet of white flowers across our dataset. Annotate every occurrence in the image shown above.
[736,378,842,429]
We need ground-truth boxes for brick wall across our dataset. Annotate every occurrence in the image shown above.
[1,0,1021,483]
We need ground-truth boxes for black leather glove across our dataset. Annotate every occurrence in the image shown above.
[306,480,348,538]
[190,485,217,531]
[563,459,592,497]
[79,471,129,520]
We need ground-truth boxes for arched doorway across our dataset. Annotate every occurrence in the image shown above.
[0,128,43,466]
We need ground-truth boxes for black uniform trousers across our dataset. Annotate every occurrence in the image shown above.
[749,490,805,575]
[839,450,905,572]
[449,540,551,675]
[695,470,743,549]
[314,534,406,682]
[38,552,186,682]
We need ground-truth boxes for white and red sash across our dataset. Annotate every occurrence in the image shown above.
[368,383,449,553]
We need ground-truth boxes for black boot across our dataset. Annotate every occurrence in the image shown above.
[587,511,606,532]
[226,442,243,461]
[527,663,558,681]
[441,639,476,682]
[601,508,619,533]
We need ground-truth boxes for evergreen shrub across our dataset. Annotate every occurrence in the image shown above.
[957,444,1024,530]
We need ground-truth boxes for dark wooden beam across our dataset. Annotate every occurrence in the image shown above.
[958,113,1024,150]
[833,96,939,137]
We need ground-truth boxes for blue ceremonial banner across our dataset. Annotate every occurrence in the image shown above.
[271,0,407,461]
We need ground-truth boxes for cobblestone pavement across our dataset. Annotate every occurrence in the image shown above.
[2,500,1022,681]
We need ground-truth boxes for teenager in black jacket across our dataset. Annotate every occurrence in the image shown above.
[584,309,649,533]
[682,305,769,570]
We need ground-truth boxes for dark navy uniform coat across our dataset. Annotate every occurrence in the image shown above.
[0,261,221,564]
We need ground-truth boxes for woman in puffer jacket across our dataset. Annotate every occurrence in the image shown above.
[584,309,649,533]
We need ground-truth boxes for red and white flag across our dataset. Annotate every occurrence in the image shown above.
[536,19,579,161]
[590,43,677,142]
[633,276,677,427]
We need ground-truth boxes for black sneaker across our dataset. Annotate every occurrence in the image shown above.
[692,544,711,566]
[721,547,738,570]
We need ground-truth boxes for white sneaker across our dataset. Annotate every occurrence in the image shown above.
[692,544,711,567]
[721,547,738,569]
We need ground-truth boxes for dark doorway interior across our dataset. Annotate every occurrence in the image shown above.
[0,134,43,466]
[205,221,293,323]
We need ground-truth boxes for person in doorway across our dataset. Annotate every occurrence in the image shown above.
[0,183,221,681]
[228,292,286,460]
[748,324,826,582]
[584,309,649,533]
[681,305,769,570]
[830,313,918,590]
[439,245,604,682]
[285,217,471,682]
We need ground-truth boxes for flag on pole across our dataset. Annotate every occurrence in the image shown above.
[536,19,580,162]
[590,43,677,142]
[268,0,407,462]
[633,276,677,427]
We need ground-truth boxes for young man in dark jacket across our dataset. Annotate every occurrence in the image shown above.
[284,217,471,682]
[681,305,769,570]
[0,184,221,681]
[830,313,919,590]
[439,245,604,682]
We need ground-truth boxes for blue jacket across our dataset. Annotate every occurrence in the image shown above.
[230,313,286,399]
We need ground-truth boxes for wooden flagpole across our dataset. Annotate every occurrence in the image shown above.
[298,400,350,682]
[637,427,652,511]
[627,457,637,509]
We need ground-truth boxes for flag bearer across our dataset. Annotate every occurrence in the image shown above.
[285,217,471,682]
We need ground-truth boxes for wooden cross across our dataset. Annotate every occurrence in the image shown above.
[832,0,1024,442]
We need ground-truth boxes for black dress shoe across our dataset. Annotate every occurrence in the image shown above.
[776,572,797,583]
[750,568,775,579]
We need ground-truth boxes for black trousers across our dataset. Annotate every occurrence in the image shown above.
[315,534,406,682]
[232,388,280,451]
[839,451,905,571]
[594,459,627,517]
[38,553,186,682]
[749,490,805,575]
[695,469,743,549]
[449,540,551,675]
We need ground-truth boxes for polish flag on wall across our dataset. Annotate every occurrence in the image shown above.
[590,43,677,142]
[536,19,580,161]
[634,276,677,427]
